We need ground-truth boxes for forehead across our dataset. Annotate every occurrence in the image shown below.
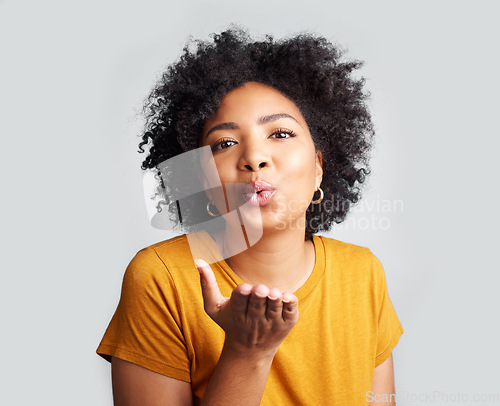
[206,82,306,124]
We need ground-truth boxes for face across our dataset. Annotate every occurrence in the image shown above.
[200,82,323,234]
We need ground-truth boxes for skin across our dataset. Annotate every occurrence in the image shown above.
[200,82,323,293]
[111,82,396,405]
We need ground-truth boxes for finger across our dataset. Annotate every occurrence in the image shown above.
[194,259,226,316]
[265,288,283,321]
[281,292,299,322]
[247,284,269,319]
[230,283,252,314]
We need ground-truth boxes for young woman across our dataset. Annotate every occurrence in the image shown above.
[97,28,403,405]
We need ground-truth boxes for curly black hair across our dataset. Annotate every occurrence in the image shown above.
[138,27,374,240]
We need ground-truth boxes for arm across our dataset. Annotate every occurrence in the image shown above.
[368,353,396,406]
[111,357,193,406]
[200,342,275,405]
[195,259,299,406]
[109,259,298,406]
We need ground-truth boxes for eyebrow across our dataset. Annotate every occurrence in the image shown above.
[205,113,299,138]
[258,113,299,125]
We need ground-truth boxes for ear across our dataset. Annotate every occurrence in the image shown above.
[315,150,323,189]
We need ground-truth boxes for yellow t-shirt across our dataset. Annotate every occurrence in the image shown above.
[97,232,403,405]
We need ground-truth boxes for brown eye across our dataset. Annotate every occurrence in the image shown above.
[212,138,237,151]
[269,128,296,139]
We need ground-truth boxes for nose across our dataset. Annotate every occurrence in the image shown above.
[237,140,270,172]
[244,161,267,171]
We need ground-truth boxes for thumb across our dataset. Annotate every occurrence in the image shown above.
[194,259,226,317]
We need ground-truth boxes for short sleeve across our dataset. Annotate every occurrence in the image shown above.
[96,247,191,382]
[372,254,404,367]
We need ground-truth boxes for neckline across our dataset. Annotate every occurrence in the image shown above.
[191,231,326,301]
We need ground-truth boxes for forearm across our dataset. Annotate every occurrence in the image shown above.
[195,260,298,405]
[200,343,275,406]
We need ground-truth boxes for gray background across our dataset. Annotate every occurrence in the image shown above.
[1,0,499,405]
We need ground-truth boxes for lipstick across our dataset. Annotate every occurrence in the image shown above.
[243,180,276,207]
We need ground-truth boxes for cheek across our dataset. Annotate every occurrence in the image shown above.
[213,160,234,183]
[210,160,243,212]
[278,153,317,207]
[283,148,318,180]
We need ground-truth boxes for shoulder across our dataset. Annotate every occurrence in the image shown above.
[316,234,379,265]
[133,233,194,266]
[316,235,386,286]
[124,234,194,286]
[316,236,391,315]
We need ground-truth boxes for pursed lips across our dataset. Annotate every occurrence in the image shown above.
[243,180,276,194]
[243,180,276,206]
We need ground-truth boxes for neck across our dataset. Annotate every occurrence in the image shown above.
[221,225,315,293]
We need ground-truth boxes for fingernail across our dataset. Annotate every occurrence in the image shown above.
[194,259,206,269]
[194,259,207,274]
[254,291,267,298]
[267,295,278,300]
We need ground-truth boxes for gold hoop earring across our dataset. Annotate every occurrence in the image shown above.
[311,187,324,205]
[206,201,219,217]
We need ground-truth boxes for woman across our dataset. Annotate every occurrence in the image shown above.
[97,28,403,405]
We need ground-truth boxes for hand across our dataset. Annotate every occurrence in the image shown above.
[195,259,299,357]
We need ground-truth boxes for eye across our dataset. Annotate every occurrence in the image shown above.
[269,128,296,139]
[212,138,237,151]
